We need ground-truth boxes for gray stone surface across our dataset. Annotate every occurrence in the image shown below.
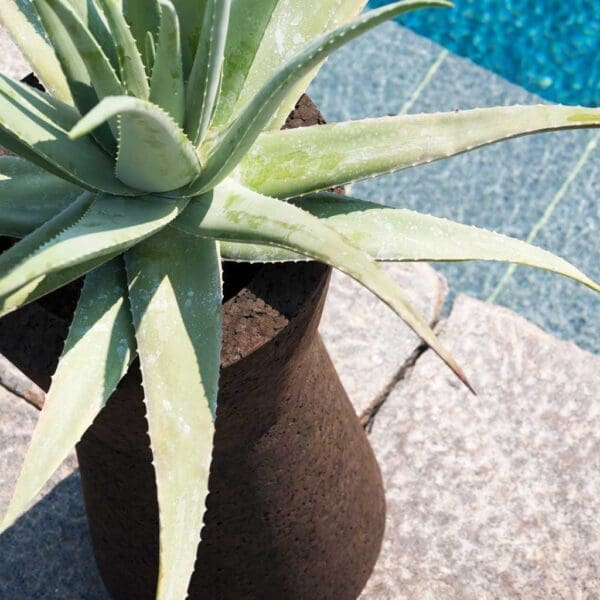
[0,387,106,599]
[320,263,447,420]
[362,295,600,599]
[0,388,77,515]
[0,26,28,79]
[309,24,599,353]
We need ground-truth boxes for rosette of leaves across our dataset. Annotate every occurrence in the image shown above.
[0,0,598,597]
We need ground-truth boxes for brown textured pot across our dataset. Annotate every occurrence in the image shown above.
[0,94,385,599]
[75,260,385,600]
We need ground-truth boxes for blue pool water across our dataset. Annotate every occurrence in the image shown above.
[369,0,600,106]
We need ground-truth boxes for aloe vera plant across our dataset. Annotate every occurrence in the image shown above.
[0,0,599,597]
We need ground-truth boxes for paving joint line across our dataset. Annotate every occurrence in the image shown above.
[399,47,449,115]
[362,340,429,432]
[362,318,445,433]
[488,130,600,302]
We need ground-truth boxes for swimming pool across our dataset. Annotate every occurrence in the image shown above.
[369,0,600,106]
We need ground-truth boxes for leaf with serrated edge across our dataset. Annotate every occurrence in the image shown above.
[0,258,135,532]
[185,0,451,195]
[185,0,232,145]
[33,0,102,120]
[0,74,136,195]
[221,0,367,130]
[150,0,185,126]
[34,0,123,150]
[125,227,221,600]
[123,0,160,68]
[96,0,149,99]
[0,127,81,184]
[0,0,72,102]
[211,0,278,128]
[42,0,123,102]
[145,31,156,72]
[0,193,187,305]
[72,0,120,71]
[238,105,600,197]
[70,96,200,192]
[174,178,473,391]
[0,190,94,277]
[171,0,207,77]
[0,155,82,236]
[216,193,599,293]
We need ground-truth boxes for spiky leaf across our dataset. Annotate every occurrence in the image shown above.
[0,73,135,194]
[220,0,367,129]
[218,193,599,292]
[186,0,451,195]
[70,96,201,192]
[0,193,187,305]
[238,105,600,197]
[150,0,185,126]
[34,0,123,150]
[185,0,232,145]
[123,0,160,68]
[69,0,120,71]
[0,155,82,236]
[0,258,135,533]
[96,0,149,99]
[175,178,472,390]
[125,227,222,600]
[211,0,278,127]
[171,0,207,77]
[0,0,72,101]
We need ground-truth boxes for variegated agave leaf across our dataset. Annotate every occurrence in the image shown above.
[1,0,599,598]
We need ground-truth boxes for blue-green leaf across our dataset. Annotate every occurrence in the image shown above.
[96,0,149,99]
[0,74,136,194]
[218,0,368,130]
[185,0,232,145]
[218,193,600,293]
[125,227,221,600]
[211,0,278,128]
[150,0,185,126]
[71,0,120,71]
[0,258,136,533]
[0,0,72,102]
[0,193,188,306]
[123,0,161,69]
[185,0,451,195]
[171,0,207,77]
[0,155,83,236]
[70,96,201,192]
[238,105,600,197]
[34,0,123,151]
[175,179,472,391]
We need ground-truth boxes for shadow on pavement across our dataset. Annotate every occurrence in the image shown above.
[0,472,108,599]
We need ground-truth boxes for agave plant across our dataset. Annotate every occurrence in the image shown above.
[0,0,598,596]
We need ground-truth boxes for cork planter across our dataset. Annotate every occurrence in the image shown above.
[79,259,385,599]
[0,93,385,598]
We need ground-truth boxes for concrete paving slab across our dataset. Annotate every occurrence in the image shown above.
[363,295,600,599]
